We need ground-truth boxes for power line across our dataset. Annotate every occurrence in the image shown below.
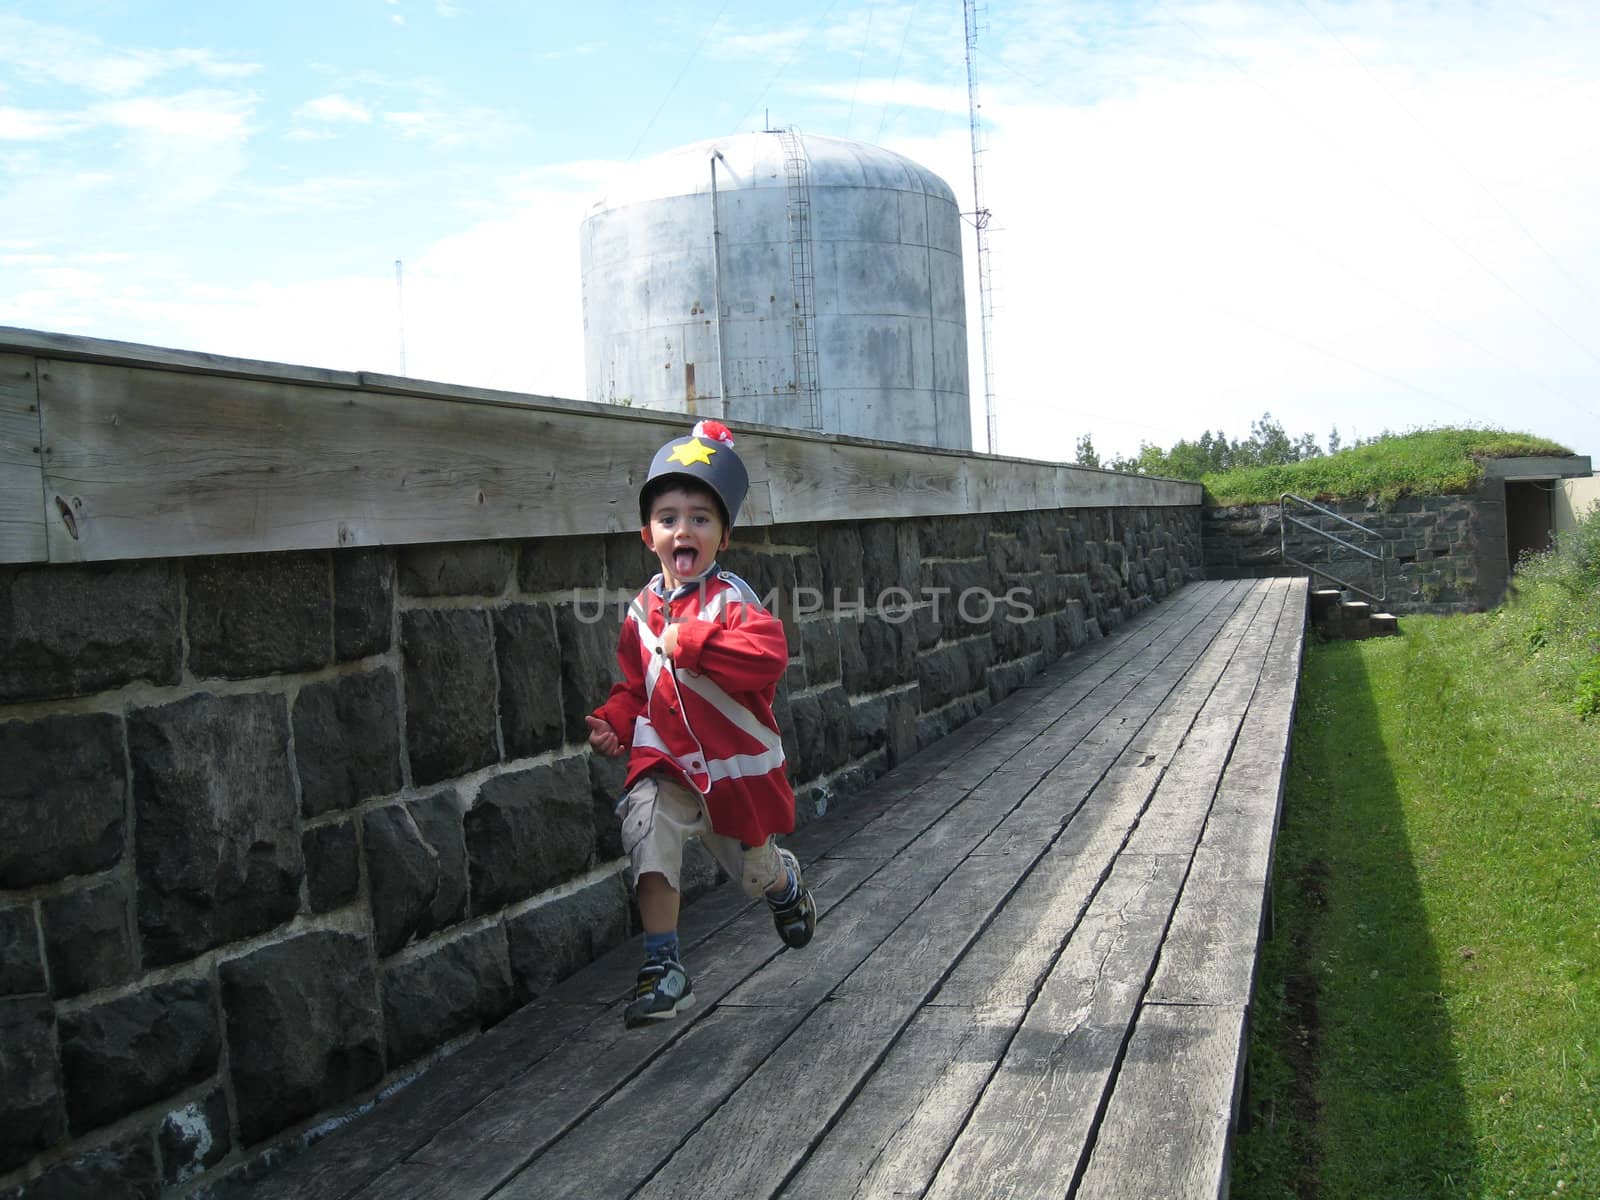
[876,0,923,142]
[732,1,846,135]
[627,1,734,161]
[846,7,874,137]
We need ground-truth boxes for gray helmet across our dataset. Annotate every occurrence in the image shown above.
[638,420,749,528]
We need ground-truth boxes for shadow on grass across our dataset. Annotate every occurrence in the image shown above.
[1232,637,1480,1199]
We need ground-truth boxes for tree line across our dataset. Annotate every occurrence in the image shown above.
[1074,412,1356,480]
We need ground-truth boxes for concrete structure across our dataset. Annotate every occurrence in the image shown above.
[581,131,971,450]
[1203,454,1593,614]
[1556,474,1600,536]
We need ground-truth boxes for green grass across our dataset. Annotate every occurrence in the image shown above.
[1204,428,1572,506]
[1232,526,1600,1196]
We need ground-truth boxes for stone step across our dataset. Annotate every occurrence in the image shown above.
[1370,612,1400,637]
[1340,599,1372,640]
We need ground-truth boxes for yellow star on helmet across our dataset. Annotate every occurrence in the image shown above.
[666,437,717,467]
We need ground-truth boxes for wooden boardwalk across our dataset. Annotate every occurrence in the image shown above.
[228,577,1307,1200]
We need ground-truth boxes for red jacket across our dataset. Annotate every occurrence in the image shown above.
[593,568,795,846]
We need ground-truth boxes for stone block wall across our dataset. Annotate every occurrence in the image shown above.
[1202,488,1508,614]
[0,504,1199,1197]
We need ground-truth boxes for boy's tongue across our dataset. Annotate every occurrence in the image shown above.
[673,547,697,576]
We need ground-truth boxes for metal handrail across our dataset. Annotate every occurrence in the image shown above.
[1279,493,1387,604]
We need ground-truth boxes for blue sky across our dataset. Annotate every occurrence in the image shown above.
[2,0,1597,463]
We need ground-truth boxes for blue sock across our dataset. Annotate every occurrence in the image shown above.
[643,930,679,963]
[766,865,799,907]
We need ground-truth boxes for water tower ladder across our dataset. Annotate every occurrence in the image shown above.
[779,128,822,430]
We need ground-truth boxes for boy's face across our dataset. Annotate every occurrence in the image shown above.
[642,485,729,589]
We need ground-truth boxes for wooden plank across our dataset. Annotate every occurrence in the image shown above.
[221,998,608,1200]
[919,587,1286,1200]
[36,358,669,562]
[780,1003,1023,1200]
[362,1007,807,1200]
[630,992,910,1200]
[1144,578,1304,1008]
[15,341,1197,563]
[1074,1002,1249,1200]
[0,353,45,562]
[933,586,1273,1011]
[923,853,1191,1200]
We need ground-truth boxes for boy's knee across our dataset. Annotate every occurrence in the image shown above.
[737,840,784,898]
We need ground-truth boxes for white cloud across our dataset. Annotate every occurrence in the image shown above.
[92,89,256,207]
[295,94,374,124]
[0,15,259,95]
[0,106,88,140]
[803,79,968,115]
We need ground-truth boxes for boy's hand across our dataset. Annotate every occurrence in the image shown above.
[584,715,624,757]
[660,622,680,658]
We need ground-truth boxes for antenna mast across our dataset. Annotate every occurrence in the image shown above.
[394,259,408,376]
[964,0,997,454]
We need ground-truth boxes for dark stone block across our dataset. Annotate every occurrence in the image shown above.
[58,978,218,1134]
[333,547,393,660]
[817,686,850,773]
[401,608,499,786]
[922,514,985,559]
[187,552,331,679]
[363,792,466,956]
[604,533,654,591]
[0,561,180,703]
[848,695,888,759]
[860,614,916,692]
[817,525,864,603]
[411,790,469,936]
[363,803,440,958]
[465,758,593,913]
[837,617,867,695]
[787,692,822,782]
[518,536,606,594]
[398,543,514,597]
[860,521,905,598]
[40,880,133,999]
[303,819,359,913]
[588,754,627,863]
[885,689,919,768]
[799,618,840,687]
[129,693,302,967]
[505,875,630,1002]
[5,1129,158,1199]
[555,602,624,745]
[0,905,44,996]
[0,713,126,889]
[0,996,64,1172]
[158,1086,231,1187]
[494,604,565,760]
[220,931,383,1146]
[293,668,404,815]
[381,926,514,1069]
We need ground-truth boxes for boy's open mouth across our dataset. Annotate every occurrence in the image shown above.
[673,547,698,575]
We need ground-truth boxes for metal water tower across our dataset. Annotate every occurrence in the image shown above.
[580,131,971,451]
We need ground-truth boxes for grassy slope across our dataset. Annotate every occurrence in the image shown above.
[1232,620,1600,1197]
[1203,428,1573,507]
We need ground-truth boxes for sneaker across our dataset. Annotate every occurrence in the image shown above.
[767,848,816,950]
[624,957,694,1028]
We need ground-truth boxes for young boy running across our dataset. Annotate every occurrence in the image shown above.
[585,420,816,1029]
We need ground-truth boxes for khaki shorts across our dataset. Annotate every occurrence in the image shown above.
[619,775,785,899]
